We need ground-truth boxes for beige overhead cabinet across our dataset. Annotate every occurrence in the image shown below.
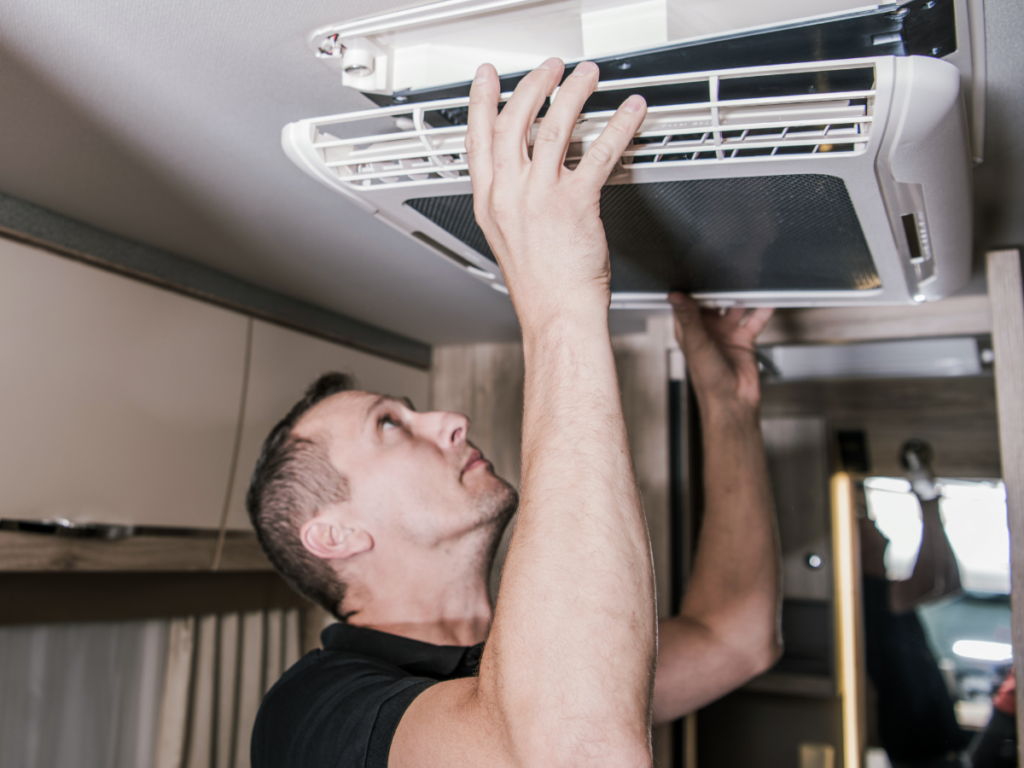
[0,236,248,531]
[0,235,431,571]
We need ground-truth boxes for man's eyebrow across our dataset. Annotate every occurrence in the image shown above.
[364,395,389,420]
[363,395,413,421]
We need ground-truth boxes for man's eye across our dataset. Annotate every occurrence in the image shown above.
[379,415,399,431]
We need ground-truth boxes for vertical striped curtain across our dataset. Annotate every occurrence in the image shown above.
[155,609,301,768]
[0,609,301,768]
[0,619,168,768]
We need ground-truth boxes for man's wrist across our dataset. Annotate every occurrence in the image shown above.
[517,295,610,349]
[698,394,762,430]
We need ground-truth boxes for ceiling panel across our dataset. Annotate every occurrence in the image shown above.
[0,0,1019,344]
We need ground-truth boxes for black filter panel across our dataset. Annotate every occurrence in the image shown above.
[406,174,882,293]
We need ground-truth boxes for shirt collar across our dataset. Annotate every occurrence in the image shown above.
[321,622,484,679]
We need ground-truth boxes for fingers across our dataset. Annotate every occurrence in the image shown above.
[705,306,746,336]
[466,63,499,199]
[671,295,776,349]
[530,61,600,178]
[492,57,564,169]
[572,94,646,189]
[738,307,775,342]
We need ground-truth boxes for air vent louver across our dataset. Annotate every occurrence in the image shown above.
[303,62,875,189]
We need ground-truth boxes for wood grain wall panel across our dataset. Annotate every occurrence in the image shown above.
[430,342,525,488]
[761,376,1000,478]
[762,417,832,601]
[222,320,430,530]
[0,236,248,529]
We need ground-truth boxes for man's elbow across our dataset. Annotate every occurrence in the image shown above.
[726,623,783,683]
[741,595,784,678]
[749,635,784,677]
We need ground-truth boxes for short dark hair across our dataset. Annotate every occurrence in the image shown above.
[247,372,354,617]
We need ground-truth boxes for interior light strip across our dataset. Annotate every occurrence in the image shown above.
[831,471,866,768]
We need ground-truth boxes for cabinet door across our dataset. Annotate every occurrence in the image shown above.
[224,321,430,530]
[0,238,248,529]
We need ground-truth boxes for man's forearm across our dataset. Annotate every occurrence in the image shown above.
[891,497,961,612]
[684,397,779,641]
[652,391,780,722]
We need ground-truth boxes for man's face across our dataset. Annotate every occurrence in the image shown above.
[297,391,517,550]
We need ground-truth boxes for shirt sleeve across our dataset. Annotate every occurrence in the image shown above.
[365,678,436,767]
[251,651,436,768]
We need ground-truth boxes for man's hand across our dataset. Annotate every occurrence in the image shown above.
[669,293,773,410]
[890,440,961,612]
[467,59,646,331]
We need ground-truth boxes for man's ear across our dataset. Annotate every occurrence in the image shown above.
[300,512,374,561]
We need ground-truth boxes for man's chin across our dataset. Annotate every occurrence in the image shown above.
[477,478,518,528]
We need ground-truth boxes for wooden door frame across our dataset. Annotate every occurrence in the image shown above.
[986,248,1024,760]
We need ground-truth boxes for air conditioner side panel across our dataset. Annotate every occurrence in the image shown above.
[881,56,973,301]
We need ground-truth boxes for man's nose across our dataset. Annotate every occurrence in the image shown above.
[419,411,470,449]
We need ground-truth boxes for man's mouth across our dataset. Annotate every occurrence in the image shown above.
[460,449,488,480]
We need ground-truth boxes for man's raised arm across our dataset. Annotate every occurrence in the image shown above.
[653,296,782,723]
[389,59,656,768]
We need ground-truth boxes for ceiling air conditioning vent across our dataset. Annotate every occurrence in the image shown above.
[283,55,972,308]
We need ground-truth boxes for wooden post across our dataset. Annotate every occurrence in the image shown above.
[986,248,1024,759]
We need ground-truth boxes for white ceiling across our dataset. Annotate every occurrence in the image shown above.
[0,0,1021,346]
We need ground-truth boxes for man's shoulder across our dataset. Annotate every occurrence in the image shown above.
[264,642,430,708]
[252,641,437,768]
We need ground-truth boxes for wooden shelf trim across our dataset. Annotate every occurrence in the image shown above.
[0,530,272,572]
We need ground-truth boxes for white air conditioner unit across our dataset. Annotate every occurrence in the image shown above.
[284,53,972,308]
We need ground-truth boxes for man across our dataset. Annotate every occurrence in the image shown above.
[860,441,971,767]
[251,57,781,768]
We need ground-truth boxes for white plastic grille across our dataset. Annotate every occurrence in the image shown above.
[289,59,877,190]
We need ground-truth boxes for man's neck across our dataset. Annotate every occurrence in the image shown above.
[343,535,496,647]
[358,609,492,647]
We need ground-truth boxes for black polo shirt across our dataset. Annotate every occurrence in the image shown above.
[251,623,483,768]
